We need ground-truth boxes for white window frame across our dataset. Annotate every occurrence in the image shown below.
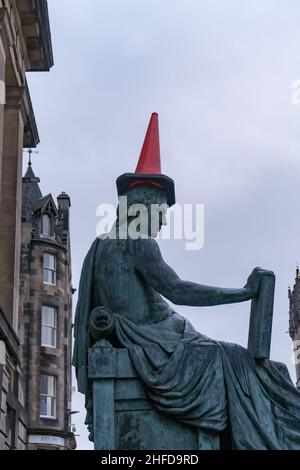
[43,253,56,286]
[40,375,56,419]
[41,306,57,348]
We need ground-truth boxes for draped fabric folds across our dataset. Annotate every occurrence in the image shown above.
[113,313,300,450]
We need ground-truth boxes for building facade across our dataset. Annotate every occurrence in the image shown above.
[19,164,75,450]
[0,0,53,450]
[0,0,75,450]
[288,268,300,389]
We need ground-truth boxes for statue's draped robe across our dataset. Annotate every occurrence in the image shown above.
[73,239,300,450]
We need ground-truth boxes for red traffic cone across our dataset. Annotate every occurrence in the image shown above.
[116,113,175,206]
[135,113,161,174]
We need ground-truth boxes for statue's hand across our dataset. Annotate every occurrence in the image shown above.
[244,267,274,298]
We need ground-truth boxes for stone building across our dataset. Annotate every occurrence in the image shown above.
[19,163,75,450]
[0,0,53,450]
[288,268,300,389]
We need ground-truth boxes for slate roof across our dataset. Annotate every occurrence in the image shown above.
[33,193,58,216]
[33,194,51,212]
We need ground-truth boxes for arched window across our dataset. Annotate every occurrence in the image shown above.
[42,214,51,235]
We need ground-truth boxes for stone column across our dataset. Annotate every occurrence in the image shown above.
[0,86,24,331]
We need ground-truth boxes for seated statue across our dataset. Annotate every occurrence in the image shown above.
[73,113,300,450]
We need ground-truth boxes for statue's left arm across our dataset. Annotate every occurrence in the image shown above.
[134,239,269,307]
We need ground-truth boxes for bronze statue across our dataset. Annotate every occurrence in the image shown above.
[73,113,300,449]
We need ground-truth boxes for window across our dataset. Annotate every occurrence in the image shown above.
[42,214,51,236]
[40,375,56,419]
[41,306,57,348]
[43,253,56,285]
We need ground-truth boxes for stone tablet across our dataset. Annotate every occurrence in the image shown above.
[248,272,275,359]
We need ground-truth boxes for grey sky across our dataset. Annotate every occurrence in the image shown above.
[26,0,300,449]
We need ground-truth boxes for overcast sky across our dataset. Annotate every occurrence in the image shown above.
[26,0,300,449]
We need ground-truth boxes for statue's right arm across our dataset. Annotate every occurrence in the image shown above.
[134,239,259,307]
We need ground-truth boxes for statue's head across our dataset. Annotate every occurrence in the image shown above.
[115,113,175,239]
[117,183,168,239]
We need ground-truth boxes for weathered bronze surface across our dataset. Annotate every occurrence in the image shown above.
[73,184,300,450]
[73,114,300,449]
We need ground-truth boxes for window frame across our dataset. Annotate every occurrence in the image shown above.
[41,305,57,349]
[43,253,57,286]
[40,374,57,420]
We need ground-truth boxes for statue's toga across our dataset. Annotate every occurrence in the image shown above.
[73,114,300,449]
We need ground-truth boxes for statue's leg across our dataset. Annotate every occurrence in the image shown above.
[198,429,220,450]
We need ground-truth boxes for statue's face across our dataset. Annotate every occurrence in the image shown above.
[124,184,168,239]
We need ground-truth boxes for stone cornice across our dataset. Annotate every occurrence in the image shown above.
[0,4,50,147]
[18,0,54,71]
[23,79,39,147]
[0,2,53,73]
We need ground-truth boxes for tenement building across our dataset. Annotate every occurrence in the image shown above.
[289,268,300,389]
[20,163,75,450]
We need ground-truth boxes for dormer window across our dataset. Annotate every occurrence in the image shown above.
[42,214,51,236]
